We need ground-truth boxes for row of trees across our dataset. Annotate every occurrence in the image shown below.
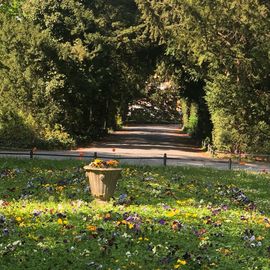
[136,0,270,153]
[0,0,156,148]
[0,0,269,153]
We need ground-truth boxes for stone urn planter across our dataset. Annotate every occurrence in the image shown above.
[84,166,122,201]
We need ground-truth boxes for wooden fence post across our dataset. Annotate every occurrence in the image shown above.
[163,153,167,166]
[228,158,232,170]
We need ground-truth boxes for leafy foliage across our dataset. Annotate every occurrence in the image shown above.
[136,0,270,152]
[0,0,22,15]
[0,0,153,148]
[0,0,270,153]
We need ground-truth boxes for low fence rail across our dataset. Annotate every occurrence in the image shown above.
[0,150,234,169]
[206,143,270,162]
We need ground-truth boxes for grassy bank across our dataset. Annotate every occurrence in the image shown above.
[0,158,269,269]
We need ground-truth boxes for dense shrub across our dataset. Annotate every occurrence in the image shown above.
[39,124,76,150]
[0,109,75,150]
[0,109,39,149]
[0,1,150,150]
[179,98,190,129]
[180,99,199,136]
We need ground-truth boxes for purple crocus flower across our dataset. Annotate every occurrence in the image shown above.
[158,219,166,225]
[162,204,170,210]
[32,210,42,217]
[221,204,228,211]
[134,223,141,231]
[211,209,221,216]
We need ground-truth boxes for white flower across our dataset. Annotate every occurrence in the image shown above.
[250,235,256,242]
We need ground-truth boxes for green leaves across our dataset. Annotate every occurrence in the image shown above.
[136,0,270,152]
[0,0,153,148]
[0,0,22,15]
[1,0,269,152]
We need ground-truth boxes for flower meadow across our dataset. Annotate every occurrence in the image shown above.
[0,158,270,270]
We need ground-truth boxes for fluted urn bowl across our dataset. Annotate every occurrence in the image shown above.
[84,166,122,201]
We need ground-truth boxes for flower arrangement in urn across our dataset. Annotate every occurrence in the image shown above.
[84,159,122,201]
[89,159,119,168]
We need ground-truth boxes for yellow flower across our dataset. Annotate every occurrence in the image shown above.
[183,212,197,218]
[16,217,22,222]
[128,223,134,229]
[57,218,63,225]
[217,248,232,255]
[138,237,149,241]
[177,259,187,265]
[215,220,222,226]
[167,209,180,217]
[106,160,119,167]
[87,225,97,231]
[90,159,119,168]
[90,159,104,168]
[56,186,64,192]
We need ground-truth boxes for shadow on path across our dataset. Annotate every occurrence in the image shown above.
[78,124,204,155]
[1,124,269,172]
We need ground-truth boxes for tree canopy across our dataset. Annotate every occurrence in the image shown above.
[0,0,269,152]
[136,0,270,152]
[0,0,156,148]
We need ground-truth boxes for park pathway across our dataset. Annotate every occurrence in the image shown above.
[74,124,270,171]
[1,124,270,171]
[76,124,207,161]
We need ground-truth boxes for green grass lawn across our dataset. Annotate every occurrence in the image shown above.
[0,158,270,270]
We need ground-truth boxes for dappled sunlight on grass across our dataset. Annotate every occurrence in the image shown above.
[0,158,270,269]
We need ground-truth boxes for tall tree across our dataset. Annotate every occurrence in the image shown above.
[0,0,155,148]
[136,0,270,152]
